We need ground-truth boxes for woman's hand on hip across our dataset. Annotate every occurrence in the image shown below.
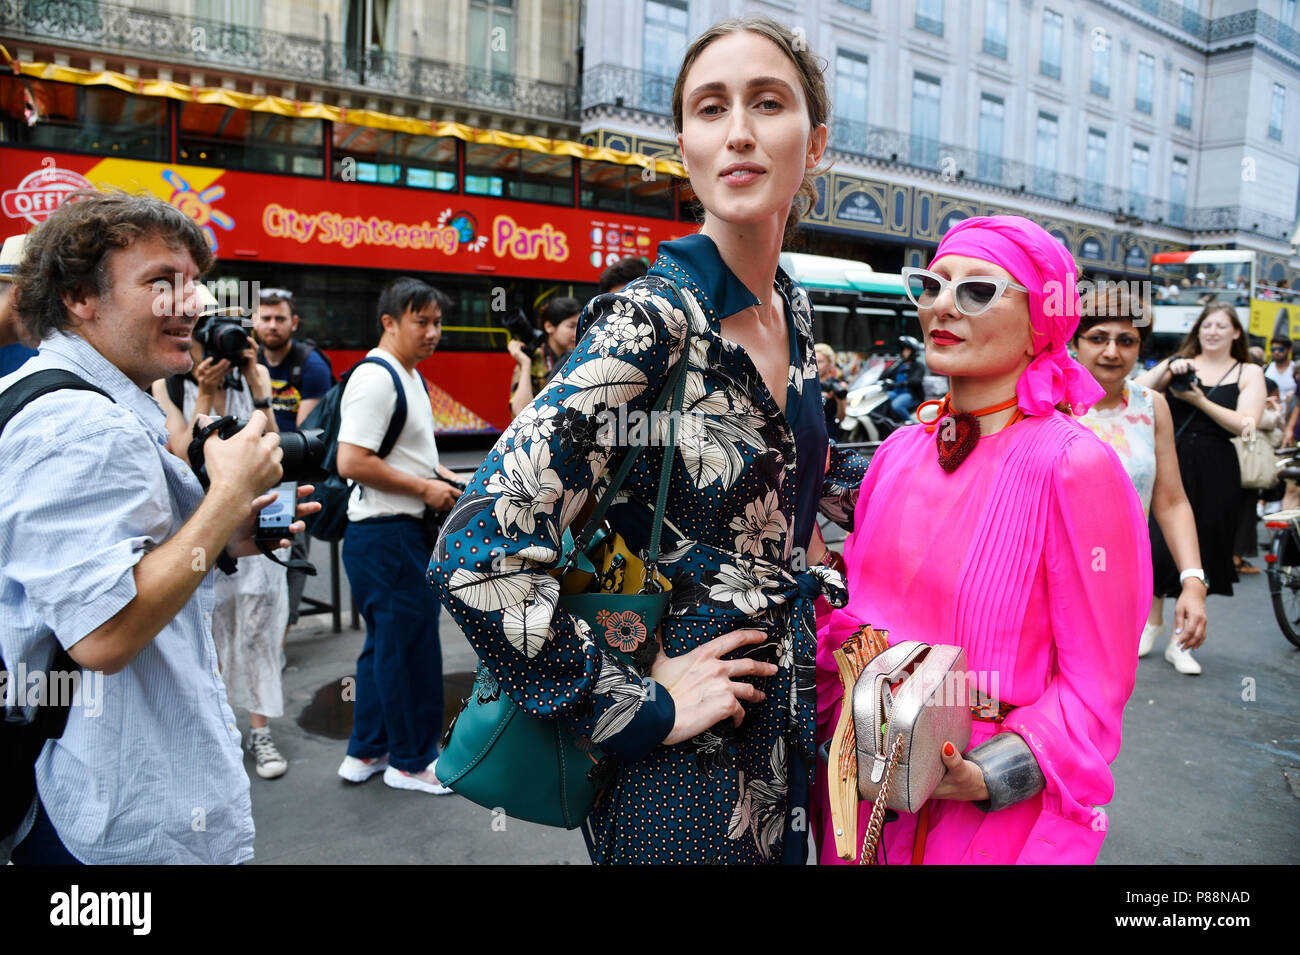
[931,741,991,802]
[652,628,776,746]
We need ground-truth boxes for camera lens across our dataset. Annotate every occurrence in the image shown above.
[279,428,328,482]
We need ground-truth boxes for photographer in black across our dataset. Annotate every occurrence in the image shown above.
[506,297,579,417]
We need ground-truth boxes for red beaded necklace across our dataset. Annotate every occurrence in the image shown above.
[915,394,1024,472]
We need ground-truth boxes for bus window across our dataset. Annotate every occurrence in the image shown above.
[580,160,674,219]
[332,124,457,191]
[180,104,324,176]
[0,77,166,160]
[465,143,572,205]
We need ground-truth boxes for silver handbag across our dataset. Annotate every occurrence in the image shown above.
[853,641,973,815]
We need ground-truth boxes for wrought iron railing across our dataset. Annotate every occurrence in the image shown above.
[915,14,943,37]
[982,38,1007,59]
[1090,80,1110,98]
[822,118,1297,239]
[1040,60,1061,80]
[0,0,580,122]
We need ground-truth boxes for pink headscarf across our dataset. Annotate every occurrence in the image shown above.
[931,215,1104,416]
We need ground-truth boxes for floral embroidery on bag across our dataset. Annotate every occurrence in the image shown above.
[597,609,647,653]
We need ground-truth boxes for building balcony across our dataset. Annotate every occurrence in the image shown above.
[1135,97,1152,114]
[1091,80,1110,98]
[1040,61,1061,80]
[1,0,580,123]
[982,38,1007,59]
[582,64,676,116]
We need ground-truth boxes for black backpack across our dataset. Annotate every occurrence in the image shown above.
[300,356,410,542]
[0,370,112,843]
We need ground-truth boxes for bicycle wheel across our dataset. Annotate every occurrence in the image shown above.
[1268,530,1300,649]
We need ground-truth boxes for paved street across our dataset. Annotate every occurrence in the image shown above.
[242,470,1299,864]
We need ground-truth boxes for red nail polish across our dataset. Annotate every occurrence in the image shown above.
[943,742,956,757]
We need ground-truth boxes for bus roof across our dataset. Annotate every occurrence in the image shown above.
[778,252,906,295]
[1151,250,1256,265]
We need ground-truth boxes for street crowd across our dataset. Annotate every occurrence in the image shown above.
[0,14,1288,866]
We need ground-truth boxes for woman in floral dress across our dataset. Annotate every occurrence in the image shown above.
[429,16,866,864]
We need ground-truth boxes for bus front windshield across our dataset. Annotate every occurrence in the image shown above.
[1151,261,1253,308]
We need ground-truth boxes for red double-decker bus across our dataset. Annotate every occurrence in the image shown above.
[0,73,691,435]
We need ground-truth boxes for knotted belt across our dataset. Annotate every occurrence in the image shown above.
[684,542,848,764]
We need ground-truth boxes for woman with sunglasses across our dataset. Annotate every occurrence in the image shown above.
[1133,303,1265,673]
[1073,288,1208,670]
[814,215,1149,864]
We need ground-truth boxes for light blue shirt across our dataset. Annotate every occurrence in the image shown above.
[0,332,254,864]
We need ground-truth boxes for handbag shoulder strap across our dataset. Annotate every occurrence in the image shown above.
[562,321,692,571]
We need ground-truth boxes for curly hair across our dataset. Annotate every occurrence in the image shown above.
[14,190,214,341]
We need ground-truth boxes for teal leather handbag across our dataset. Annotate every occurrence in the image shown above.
[436,322,691,829]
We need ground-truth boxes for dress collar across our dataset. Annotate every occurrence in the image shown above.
[652,233,762,321]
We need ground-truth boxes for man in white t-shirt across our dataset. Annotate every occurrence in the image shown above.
[335,278,462,794]
[1267,336,1296,417]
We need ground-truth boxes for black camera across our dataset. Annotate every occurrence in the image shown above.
[186,416,328,490]
[1169,370,1200,394]
[502,307,545,357]
[194,316,250,364]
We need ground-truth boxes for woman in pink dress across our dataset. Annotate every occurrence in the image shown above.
[813,216,1151,864]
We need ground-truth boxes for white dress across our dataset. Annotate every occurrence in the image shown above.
[182,377,290,718]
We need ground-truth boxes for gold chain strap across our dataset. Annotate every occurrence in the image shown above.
[859,733,904,865]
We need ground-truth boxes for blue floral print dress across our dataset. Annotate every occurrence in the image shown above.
[429,234,867,863]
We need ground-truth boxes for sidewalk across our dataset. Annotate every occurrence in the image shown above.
[243,612,588,864]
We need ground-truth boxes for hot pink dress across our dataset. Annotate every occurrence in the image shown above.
[814,412,1151,864]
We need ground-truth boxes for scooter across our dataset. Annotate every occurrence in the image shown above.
[839,363,904,444]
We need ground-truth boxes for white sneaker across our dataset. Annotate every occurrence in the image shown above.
[248,727,288,779]
[1138,622,1163,658]
[383,760,453,795]
[338,753,389,783]
[1164,639,1202,675]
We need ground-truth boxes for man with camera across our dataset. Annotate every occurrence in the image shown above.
[153,287,292,781]
[0,192,314,864]
[335,277,461,794]
[506,297,580,417]
[253,287,331,633]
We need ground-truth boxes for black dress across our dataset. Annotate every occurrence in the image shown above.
[1151,367,1241,597]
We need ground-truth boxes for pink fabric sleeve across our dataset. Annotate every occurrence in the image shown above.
[1001,433,1150,863]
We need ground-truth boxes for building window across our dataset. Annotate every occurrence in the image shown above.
[643,0,688,113]
[1035,111,1058,195]
[1085,128,1107,207]
[977,93,1004,182]
[1170,156,1188,227]
[983,0,1008,57]
[1285,0,1297,29]
[0,77,168,161]
[196,0,257,29]
[916,0,944,36]
[331,125,458,191]
[464,143,572,204]
[1090,33,1110,98]
[1270,83,1285,140]
[1136,52,1154,113]
[840,0,871,9]
[179,104,323,175]
[1041,10,1062,79]
[1130,142,1150,217]
[910,72,941,168]
[346,0,398,76]
[833,50,869,152]
[469,0,514,76]
[1176,70,1194,128]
